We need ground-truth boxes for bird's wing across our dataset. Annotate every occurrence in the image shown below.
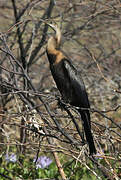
[63,59,90,108]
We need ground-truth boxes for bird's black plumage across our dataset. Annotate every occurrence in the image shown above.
[46,25,96,155]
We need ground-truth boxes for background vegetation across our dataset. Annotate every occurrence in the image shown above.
[0,0,121,179]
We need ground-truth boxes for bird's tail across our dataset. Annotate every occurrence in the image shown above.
[78,109,96,155]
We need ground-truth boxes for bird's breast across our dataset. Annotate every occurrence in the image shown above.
[50,61,72,102]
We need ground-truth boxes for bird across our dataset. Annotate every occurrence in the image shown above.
[46,24,96,155]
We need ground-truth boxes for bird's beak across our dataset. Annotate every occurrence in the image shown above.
[39,18,58,32]
[47,23,58,33]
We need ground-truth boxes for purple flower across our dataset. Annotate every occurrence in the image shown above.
[33,156,52,169]
[95,152,103,160]
[5,153,17,163]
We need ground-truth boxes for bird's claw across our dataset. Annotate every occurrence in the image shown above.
[57,98,66,110]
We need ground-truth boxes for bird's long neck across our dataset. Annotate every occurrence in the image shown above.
[46,26,63,64]
[47,26,61,53]
[47,37,57,54]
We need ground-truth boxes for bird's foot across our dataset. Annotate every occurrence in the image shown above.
[57,98,67,110]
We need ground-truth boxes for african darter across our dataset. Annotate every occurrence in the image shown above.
[46,24,96,155]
